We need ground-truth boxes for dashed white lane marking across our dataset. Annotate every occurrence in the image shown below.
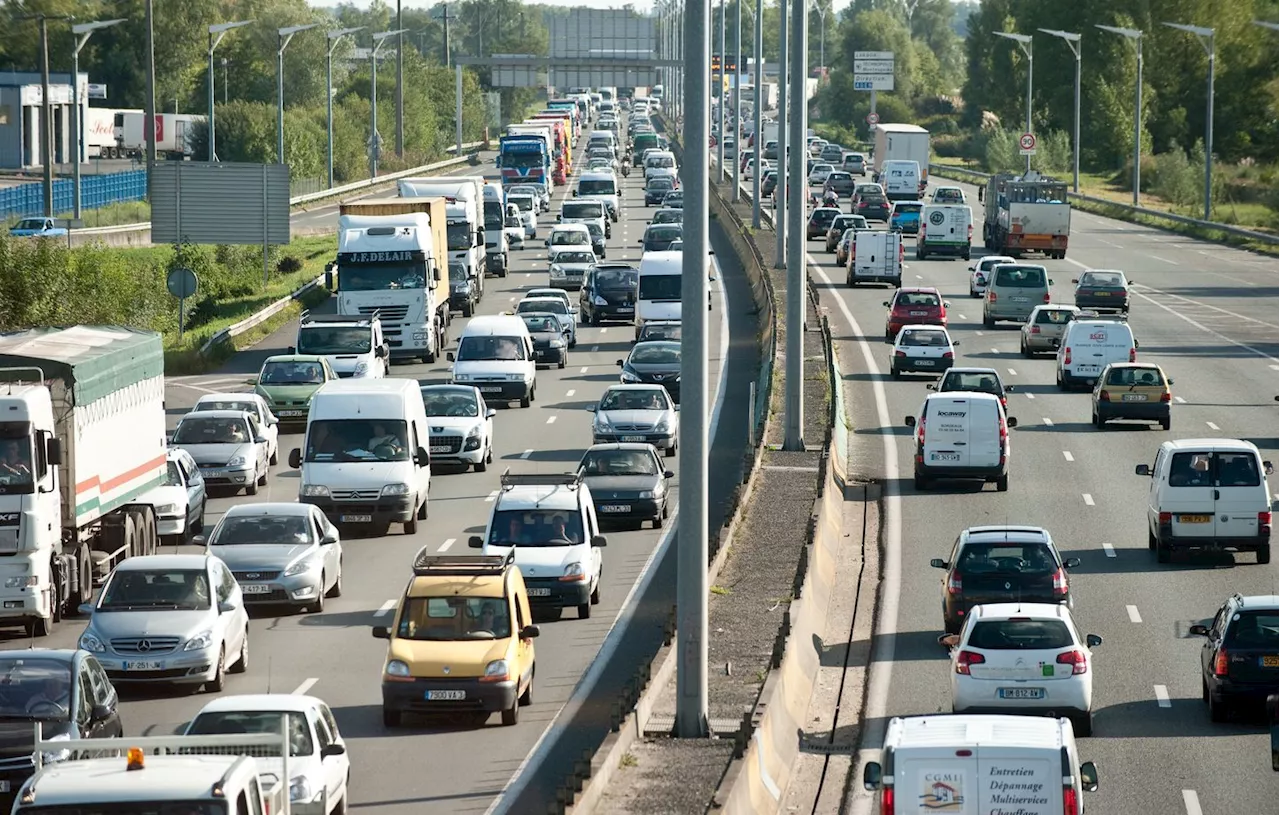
[976,330,984,336]
[1174,396,1187,404]
[485,490,499,502]
[292,678,318,696]
[957,314,967,320]
[1082,493,1095,506]
[599,327,609,334]
[990,347,999,355]
[374,599,396,617]
[591,345,599,352]
[1183,790,1203,815]
[1025,393,1036,399]
[437,538,457,552]
[1043,418,1054,426]
[1150,255,1178,265]
[566,389,576,397]
[546,415,557,424]
[580,366,589,373]
[1102,543,1116,558]
[1007,368,1017,376]
[915,274,923,280]
[1062,451,1074,462]
[1154,685,1171,708]
[1206,421,1220,431]
[509,296,517,302]
[520,449,533,459]
[1127,605,1143,623]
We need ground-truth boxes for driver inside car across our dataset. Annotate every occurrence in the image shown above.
[26,675,70,716]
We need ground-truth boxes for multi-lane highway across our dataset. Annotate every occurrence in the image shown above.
[790,176,1278,813]
[3,121,758,814]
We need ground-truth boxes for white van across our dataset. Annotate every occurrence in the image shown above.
[917,204,973,260]
[587,129,617,152]
[849,230,903,287]
[905,392,1016,491]
[575,170,620,222]
[635,250,683,339]
[560,197,610,239]
[1136,439,1275,564]
[448,314,537,408]
[643,151,678,181]
[290,378,432,534]
[879,159,922,201]
[863,714,1099,815]
[1054,317,1137,390]
[546,222,592,257]
[294,312,388,379]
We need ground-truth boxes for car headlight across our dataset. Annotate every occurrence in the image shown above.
[354,361,369,375]
[289,776,314,803]
[385,660,411,678]
[153,503,179,515]
[453,372,473,383]
[227,456,247,468]
[562,562,588,581]
[594,295,609,306]
[654,416,671,432]
[5,576,36,588]
[638,490,654,499]
[620,369,642,383]
[184,630,215,651]
[466,424,484,440]
[506,373,527,382]
[300,484,330,497]
[550,338,565,348]
[381,483,411,497]
[284,555,319,577]
[550,265,564,276]
[483,659,510,680]
[79,632,105,653]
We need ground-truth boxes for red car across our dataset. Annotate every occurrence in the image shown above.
[883,287,948,342]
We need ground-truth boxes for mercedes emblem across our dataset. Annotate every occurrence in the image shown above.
[137,640,152,652]
[442,666,451,675]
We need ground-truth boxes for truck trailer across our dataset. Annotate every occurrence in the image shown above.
[979,171,1072,259]
[0,326,165,637]
[118,112,203,160]
[872,123,930,190]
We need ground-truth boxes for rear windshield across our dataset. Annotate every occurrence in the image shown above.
[968,619,1074,650]
[900,330,949,347]
[1080,272,1125,287]
[811,210,838,225]
[894,203,922,214]
[1105,367,1164,386]
[957,543,1058,575]
[995,267,1046,288]
[940,371,1003,395]
[1168,451,1261,488]
[1034,309,1073,324]
[895,292,940,307]
[1225,610,1280,647]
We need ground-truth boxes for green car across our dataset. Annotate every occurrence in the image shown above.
[251,354,337,429]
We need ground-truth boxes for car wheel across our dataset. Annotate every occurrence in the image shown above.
[914,473,930,491]
[405,511,418,535]
[1149,526,1158,550]
[193,503,206,534]
[890,366,900,379]
[463,301,474,317]
[1201,677,1210,703]
[246,476,258,496]
[501,694,520,726]
[1161,417,1171,430]
[309,578,326,613]
[327,558,343,597]
[519,670,534,706]
[983,312,994,328]
[1209,692,1230,722]
[1021,339,1032,358]
[230,627,249,673]
[1092,410,1104,429]
[382,707,402,728]
[205,646,226,693]
[1156,536,1172,564]
[475,451,488,473]
[995,474,1009,492]
[1259,543,1272,565]
[520,393,532,408]
[665,439,677,458]
[257,466,268,487]
[269,446,279,466]
[577,601,592,619]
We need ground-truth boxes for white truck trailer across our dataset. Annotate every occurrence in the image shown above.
[399,176,490,280]
[83,108,141,159]
[118,112,203,160]
[872,123,931,189]
[0,326,165,637]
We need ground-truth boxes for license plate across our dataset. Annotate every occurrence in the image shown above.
[1122,394,1148,402]
[430,445,452,454]
[998,687,1045,700]
[1262,656,1278,667]
[931,452,961,462]
[1011,296,1029,302]
[1094,292,1110,296]
[1179,515,1211,524]
[122,661,164,671]
[340,514,372,523]
[0,781,9,793]
[909,311,929,316]
[621,435,647,442]
[618,307,634,313]
[915,359,936,366]
[527,588,552,597]
[478,386,502,393]
[241,584,272,594]
[278,410,304,417]
[1076,366,1100,375]
[600,504,632,513]
[425,690,466,701]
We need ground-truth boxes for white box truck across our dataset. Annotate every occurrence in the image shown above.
[118,112,202,160]
[873,123,931,189]
[0,326,165,637]
[399,176,490,280]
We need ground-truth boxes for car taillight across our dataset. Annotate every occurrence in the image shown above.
[881,786,895,815]
[1098,390,1110,402]
[1057,649,1089,675]
[943,351,954,359]
[1260,511,1272,535]
[1063,786,1078,814]
[916,417,926,448]
[894,350,907,357]
[1159,511,1172,524]
[1064,347,1072,365]
[1129,347,1137,362]
[967,224,973,241]
[947,573,961,595]
[1214,649,1229,677]
[1117,289,1127,298]
[858,201,868,208]
[988,291,997,303]
[955,650,985,674]
[1029,325,1040,334]
[1043,292,1052,303]
[1161,391,1172,402]
[1052,568,1068,596]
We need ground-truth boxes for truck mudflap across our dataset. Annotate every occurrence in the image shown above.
[486,251,509,277]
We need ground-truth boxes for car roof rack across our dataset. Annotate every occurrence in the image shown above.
[1070,310,1127,321]
[500,468,582,491]
[411,549,515,576]
[301,311,376,325]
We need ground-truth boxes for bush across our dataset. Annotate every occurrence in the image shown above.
[278,255,303,274]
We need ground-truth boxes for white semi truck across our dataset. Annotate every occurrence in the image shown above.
[0,326,165,637]
[399,176,490,280]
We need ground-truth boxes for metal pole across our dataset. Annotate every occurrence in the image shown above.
[717,0,726,183]
[1024,44,1032,173]
[784,0,806,451]
[144,0,155,193]
[1071,49,1080,191]
[396,0,404,157]
[223,59,228,103]
[71,41,81,218]
[277,34,286,164]
[820,7,825,71]
[456,64,464,157]
[327,46,334,189]
[732,0,742,200]
[39,18,53,217]
[1133,37,1142,205]
[1203,38,1214,221]
[208,32,216,161]
[675,0,710,741]
[751,0,763,227]
[774,0,788,269]
[370,48,379,178]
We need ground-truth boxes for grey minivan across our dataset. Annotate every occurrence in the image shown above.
[982,264,1054,327]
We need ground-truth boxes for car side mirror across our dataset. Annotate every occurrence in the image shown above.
[1134,464,1151,476]
[573,190,579,197]
[371,626,391,639]
[218,601,236,614]
[90,703,113,722]
[1264,461,1275,475]
[929,558,948,569]
[926,384,936,391]
[586,404,597,412]
[1189,624,1210,637]
[1071,278,1079,283]
[1004,385,1014,393]
[951,340,960,347]
[192,534,207,546]
[468,535,484,548]
[254,435,268,444]
[616,359,624,367]
[1079,760,1099,792]
[486,408,497,419]
[1086,634,1103,648]
[1134,340,1140,348]
[862,761,882,791]
[447,352,456,362]
[1051,338,1061,348]
[881,301,889,307]
[321,743,346,758]
[1167,378,1174,385]
[1060,557,1082,569]
[321,531,338,545]
[591,534,608,547]
[1048,279,1055,285]
[287,346,296,354]
[521,625,541,639]
[288,449,301,469]
[1006,417,1017,428]
[664,470,675,478]
[415,447,430,466]
[77,603,94,616]
[944,301,951,308]
[904,416,916,427]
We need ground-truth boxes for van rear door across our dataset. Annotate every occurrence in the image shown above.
[1163,449,1217,540]
[924,397,973,469]
[977,748,1061,815]
[967,397,1002,469]
[1212,448,1265,540]
[895,751,979,814]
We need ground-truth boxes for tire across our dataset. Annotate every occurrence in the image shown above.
[1156,537,1171,564]
[665,439,677,458]
[25,615,50,638]
[1093,410,1104,429]
[257,466,268,487]
[995,474,1009,492]
[1073,711,1094,737]
[463,301,474,317]
[1202,677,1209,703]
[246,476,258,496]
[914,473,930,491]
[1161,417,1171,430]
[558,356,567,369]
[193,503,205,534]
[519,671,534,706]
[501,696,520,726]
[230,628,249,673]
[577,601,591,619]
[520,392,532,408]
[405,511,418,536]
[590,579,601,605]
[309,578,326,613]
[424,348,436,364]
[270,447,279,466]
[382,707,402,728]
[891,367,900,379]
[1021,339,1032,358]
[983,312,994,328]
[475,451,488,473]
[205,646,226,693]
[1259,543,1271,565]
[327,559,343,597]
[70,545,93,610]
[1209,692,1230,723]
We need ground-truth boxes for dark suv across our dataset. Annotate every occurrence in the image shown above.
[806,207,841,240]
[579,263,638,325]
[930,526,1080,634]
[1190,593,1279,722]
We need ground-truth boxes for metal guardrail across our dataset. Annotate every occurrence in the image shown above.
[198,273,326,356]
[75,142,486,238]
[928,162,1279,246]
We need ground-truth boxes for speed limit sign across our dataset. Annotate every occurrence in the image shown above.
[1019,132,1037,154]
[866,112,880,125]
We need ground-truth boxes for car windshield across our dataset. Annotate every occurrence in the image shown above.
[1226,610,1280,647]
[456,335,527,362]
[579,180,616,195]
[584,222,604,239]
[421,390,480,417]
[99,569,211,611]
[554,251,595,264]
[935,189,963,201]
[260,360,325,385]
[187,711,313,757]
[522,315,559,333]
[505,216,522,228]
[630,344,680,365]
[488,509,585,547]
[172,416,250,445]
[551,231,589,246]
[563,202,603,219]
[967,619,1075,650]
[940,372,1002,395]
[509,186,539,198]
[161,461,184,487]
[958,543,1058,574]
[519,299,567,315]
[209,514,310,546]
[994,267,1046,287]
[811,210,837,225]
[1081,272,1125,287]
[502,151,544,169]
[895,204,922,214]
[508,196,534,212]
[596,268,637,290]
[337,262,426,291]
[580,449,659,476]
[0,657,74,721]
[832,217,855,231]
[1169,451,1261,488]
[397,596,512,640]
[303,419,411,463]
[296,326,372,355]
[599,388,666,411]
[900,330,948,347]
[449,263,467,282]
[639,274,681,300]
[195,400,257,416]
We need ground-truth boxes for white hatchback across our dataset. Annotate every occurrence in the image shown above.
[890,325,959,379]
[948,603,1102,736]
[967,255,1015,299]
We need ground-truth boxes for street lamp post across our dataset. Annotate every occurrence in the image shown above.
[71,18,125,219]
[1163,22,1215,221]
[326,27,364,191]
[994,31,1034,174]
[1096,25,1143,206]
[815,2,828,72]
[370,29,408,179]
[751,0,763,227]
[1037,29,1081,192]
[732,0,742,199]
[208,20,254,162]
[277,24,319,166]
[717,0,726,183]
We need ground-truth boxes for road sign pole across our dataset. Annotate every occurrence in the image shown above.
[774,0,787,270]
[784,0,806,451]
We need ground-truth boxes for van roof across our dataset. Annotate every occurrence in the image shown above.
[886,714,1067,750]
[1159,438,1263,454]
[924,391,1002,406]
[21,754,254,805]
[313,378,420,397]
[462,314,529,336]
[639,251,683,272]
[551,223,590,233]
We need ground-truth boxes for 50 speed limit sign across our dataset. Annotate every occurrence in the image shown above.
[1019,132,1037,154]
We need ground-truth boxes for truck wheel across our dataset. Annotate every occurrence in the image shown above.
[25,616,50,638]
[463,301,474,317]
[71,545,92,610]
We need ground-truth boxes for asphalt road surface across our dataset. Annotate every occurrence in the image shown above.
[792,176,1278,814]
[5,125,757,814]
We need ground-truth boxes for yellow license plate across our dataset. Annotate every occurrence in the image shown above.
[1263,656,1278,668]
[1179,515,1212,523]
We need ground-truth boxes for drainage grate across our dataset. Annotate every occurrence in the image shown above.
[643,715,743,737]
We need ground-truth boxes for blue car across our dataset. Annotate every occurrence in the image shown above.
[8,217,67,238]
[889,201,923,234]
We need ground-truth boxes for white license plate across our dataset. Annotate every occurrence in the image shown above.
[909,311,929,316]
[527,588,552,597]
[425,690,466,701]
[278,410,305,417]
[600,504,632,513]
[1010,296,1029,302]
[122,661,165,671]
[914,359,936,366]
[478,386,502,393]
[1076,366,1100,375]
[430,445,453,453]
[340,514,372,523]
[998,687,1045,699]
[1122,394,1148,402]
[931,452,961,462]
[0,781,9,792]
[621,435,647,442]
[618,307,634,313]
[241,584,272,594]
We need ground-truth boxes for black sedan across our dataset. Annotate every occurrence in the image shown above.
[520,313,568,368]
[854,192,891,222]
[761,171,778,197]
[577,443,674,529]
[618,340,681,403]
[645,176,677,206]
[640,224,683,252]
[1072,269,1130,313]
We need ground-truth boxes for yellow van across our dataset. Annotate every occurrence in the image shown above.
[373,550,538,727]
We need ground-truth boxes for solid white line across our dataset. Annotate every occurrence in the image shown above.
[1102,543,1116,558]
[520,449,533,459]
[1154,684,1171,708]
[485,490,499,502]
[1149,255,1178,265]
[1127,605,1143,623]
[373,599,396,617]
[957,314,967,320]
[1043,417,1054,426]
[292,678,318,696]
[1082,493,1095,506]
[437,538,456,552]
[1182,790,1203,815]
[546,415,557,424]
[1174,396,1186,404]
[1007,368,1017,376]
[1062,451,1074,462]
[1025,393,1035,400]
[1206,421,1220,431]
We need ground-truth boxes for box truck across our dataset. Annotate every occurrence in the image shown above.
[399,175,488,281]
[872,123,931,189]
